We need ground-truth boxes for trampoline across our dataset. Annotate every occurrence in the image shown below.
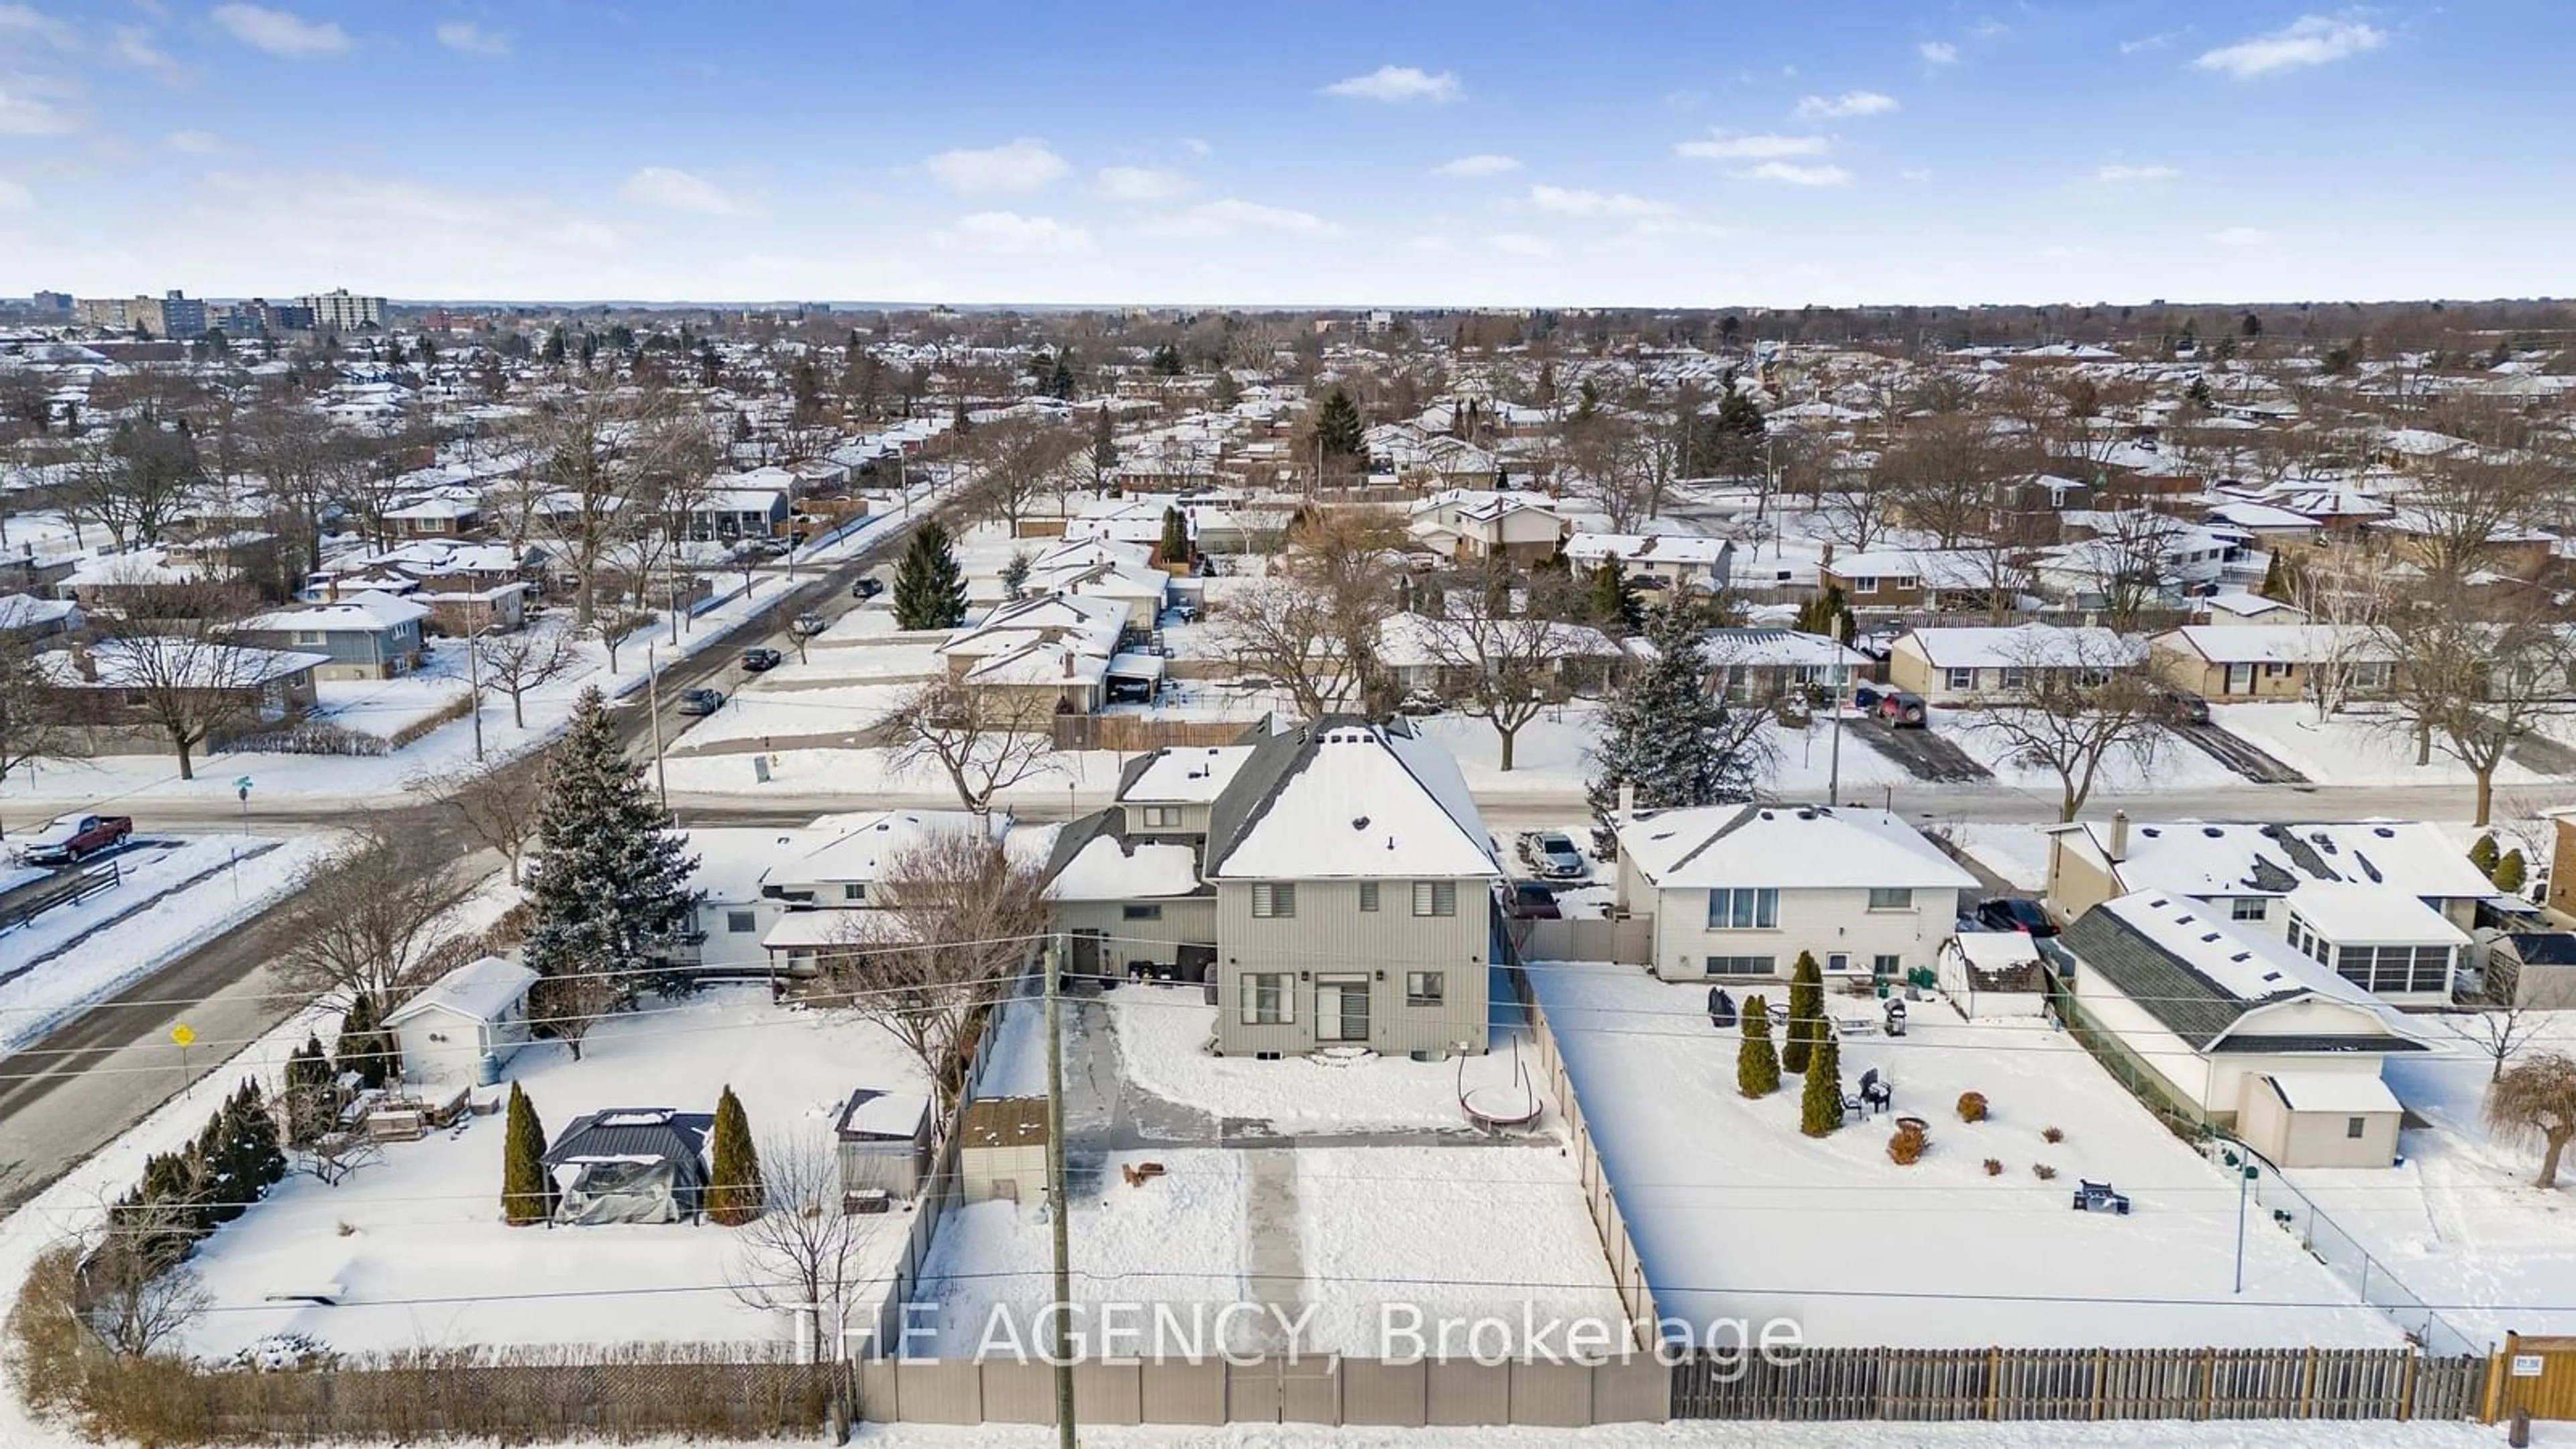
[1458,1036,1542,1134]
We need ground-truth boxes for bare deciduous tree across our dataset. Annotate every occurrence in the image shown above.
[1875,413,2010,549]
[474,629,580,730]
[62,414,202,550]
[2381,587,2571,826]
[961,415,1085,534]
[0,633,68,833]
[824,830,1048,1107]
[267,818,474,1008]
[1209,578,1366,721]
[1412,580,1595,771]
[517,383,720,630]
[415,754,547,883]
[727,1131,873,1360]
[2485,1051,2576,1189]
[76,1203,212,1358]
[2283,552,2392,722]
[1970,633,2163,822]
[878,680,1063,816]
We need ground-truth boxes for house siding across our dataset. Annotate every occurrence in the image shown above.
[1056,898,1217,977]
[1646,883,1968,983]
[1212,878,1491,1059]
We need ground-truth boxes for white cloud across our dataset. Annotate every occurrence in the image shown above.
[0,5,77,48]
[1898,168,1935,183]
[1432,153,1521,178]
[1527,184,1675,218]
[1321,64,1462,104]
[435,21,511,57]
[1181,137,1212,156]
[922,138,1067,195]
[1676,131,1831,161]
[2194,13,2387,79]
[164,129,223,154]
[0,176,31,211]
[1138,198,1340,239]
[2207,225,2273,247]
[2120,29,2190,54]
[1733,162,1854,187]
[0,77,78,136]
[1485,233,1556,258]
[619,166,763,217]
[2094,162,2181,184]
[1794,90,1898,119]
[1096,165,1192,201]
[939,211,1092,256]
[111,25,191,80]
[211,4,352,57]
[1918,41,1960,66]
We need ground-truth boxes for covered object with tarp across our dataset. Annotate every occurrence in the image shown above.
[541,1108,712,1225]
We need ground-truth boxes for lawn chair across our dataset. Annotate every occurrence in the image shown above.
[1859,1067,1894,1114]
[1883,998,1909,1038]
[2070,1179,2131,1215]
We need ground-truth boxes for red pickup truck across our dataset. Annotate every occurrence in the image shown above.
[20,813,134,866]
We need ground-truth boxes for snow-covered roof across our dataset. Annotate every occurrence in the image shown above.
[1208,716,1497,881]
[837,1089,932,1142]
[777,809,998,887]
[39,639,329,690]
[2084,891,2383,1011]
[1046,833,1204,901]
[2055,818,2496,903]
[1564,532,1735,566]
[384,955,536,1026]
[1617,804,1978,893]
[1895,625,2141,670]
[1121,745,1254,803]
[2264,1071,2403,1115]
[1697,627,1871,669]
[2285,883,2469,946]
[244,590,430,633]
[2154,625,2394,666]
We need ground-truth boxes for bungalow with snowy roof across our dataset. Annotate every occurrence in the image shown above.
[1697,627,1872,706]
[380,493,484,540]
[2043,815,2492,1005]
[1563,531,1735,594]
[1887,624,2143,704]
[2147,623,2394,704]
[1611,803,1978,985]
[41,637,327,756]
[1371,612,1621,699]
[2059,892,2424,1164]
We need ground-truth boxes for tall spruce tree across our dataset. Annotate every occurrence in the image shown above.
[1314,386,1365,460]
[1780,952,1826,1075]
[501,1083,551,1226]
[521,687,701,1050]
[705,1084,763,1226]
[1799,1034,1844,1138]
[282,1034,335,1146]
[335,991,394,1089]
[1090,406,1118,484]
[1737,994,1780,1099]
[893,519,968,630]
[1585,601,1766,835]
[1157,507,1189,568]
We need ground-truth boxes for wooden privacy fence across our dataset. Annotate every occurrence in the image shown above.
[1052,714,1248,753]
[1670,1346,2486,1423]
[2487,1332,2576,1423]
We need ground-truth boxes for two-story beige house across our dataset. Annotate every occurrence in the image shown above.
[1046,717,1503,1060]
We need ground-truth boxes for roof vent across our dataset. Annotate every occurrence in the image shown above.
[2202,826,2223,839]
[1760,809,1774,820]
[1352,816,1371,831]
[2373,826,2396,839]
[1795,809,1816,820]
[2141,826,2161,838]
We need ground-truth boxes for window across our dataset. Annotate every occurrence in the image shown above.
[2000,667,2028,690]
[1241,973,1291,1025]
[1866,887,1913,911]
[1412,881,1456,917]
[1703,955,1776,975]
[2408,945,2452,994]
[1121,903,1163,921]
[1139,805,1183,829]
[1945,667,1976,692]
[2262,661,2292,678]
[1358,882,1379,912]
[1705,888,1779,930]
[1852,576,1880,594]
[294,629,327,647]
[2346,1116,2367,1140]
[1827,953,1849,973]
[1250,883,1295,918]
[842,883,867,902]
[1872,953,1902,977]
[2333,943,2449,994]
[1405,971,1444,1007]
[727,910,756,934]
[2230,897,2266,922]
[1892,576,1919,592]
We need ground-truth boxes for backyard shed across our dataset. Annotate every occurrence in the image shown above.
[958,1097,1049,1205]
[2239,1071,2403,1169]
[542,1108,711,1225]
[835,1087,934,1202]
[382,956,537,1085]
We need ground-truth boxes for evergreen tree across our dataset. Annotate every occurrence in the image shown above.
[1091,406,1118,482]
[1049,353,1077,400]
[2495,849,2528,894]
[335,991,394,1089]
[1585,602,1765,835]
[1313,386,1365,464]
[1796,584,1851,643]
[542,325,567,366]
[1737,994,1780,1098]
[951,397,972,434]
[1157,507,1189,568]
[283,1034,334,1146]
[1210,369,1243,409]
[1708,380,1768,478]
[2470,833,2502,873]
[2257,553,2288,602]
[1000,550,1032,599]
[1799,1033,1844,1138]
[2241,311,2263,339]
[705,1085,764,1226]
[521,687,702,1051]
[1150,343,1184,376]
[1780,952,1826,1075]
[227,1081,285,1206]
[501,1083,551,1226]
[1573,378,1601,422]
[892,518,969,630]
[1587,562,1642,635]
[2186,375,2214,407]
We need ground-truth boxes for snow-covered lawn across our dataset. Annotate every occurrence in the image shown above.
[1935,710,2241,795]
[2210,702,2555,791]
[177,986,927,1361]
[0,834,334,1055]
[1410,704,1912,804]
[1939,821,2053,893]
[663,742,1130,802]
[1527,961,2401,1349]
[2284,1011,2576,1346]
[667,681,916,752]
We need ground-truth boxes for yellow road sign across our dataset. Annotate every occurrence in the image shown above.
[170,1024,195,1048]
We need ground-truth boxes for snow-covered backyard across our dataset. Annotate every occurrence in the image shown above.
[0,833,334,1054]
[176,986,926,1361]
[2210,702,2561,792]
[1527,961,2402,1349]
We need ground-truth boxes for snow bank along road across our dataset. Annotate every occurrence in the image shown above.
[0,517,938,1212]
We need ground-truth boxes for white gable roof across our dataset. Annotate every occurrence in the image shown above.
[1617,804,1978,892]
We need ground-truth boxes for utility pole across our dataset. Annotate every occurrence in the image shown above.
[467,631,485,762]
[645,641,668,808]
[1827,675,1845,803]
[1044,934,1076,1448]
[2233,1159,2259,1293]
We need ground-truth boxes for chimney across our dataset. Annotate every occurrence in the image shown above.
[1617,781,1635,819]
[1821,541,1835,567]
[70,640,97,682]
[1062,649,1075,680]
[2109,810,2130,863]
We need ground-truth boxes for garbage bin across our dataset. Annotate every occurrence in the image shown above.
[475,1053,502,1087]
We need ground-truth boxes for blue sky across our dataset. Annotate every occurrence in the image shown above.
[1,2,2566,306]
